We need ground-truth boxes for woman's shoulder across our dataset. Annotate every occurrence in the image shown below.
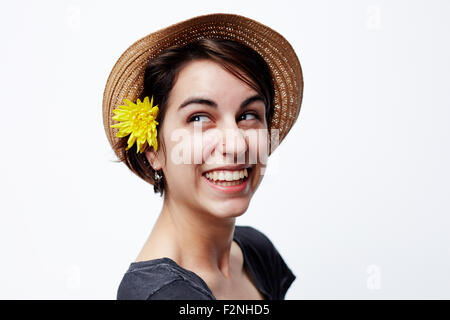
[234,225,297,299]
[117,257,214,300]
[234,225,279,255]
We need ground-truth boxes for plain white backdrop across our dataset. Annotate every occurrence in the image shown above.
[1,0,449,299]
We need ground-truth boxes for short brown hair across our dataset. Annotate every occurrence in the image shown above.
[113,38,275,196]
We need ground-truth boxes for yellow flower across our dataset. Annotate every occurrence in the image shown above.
[110,96,159,153]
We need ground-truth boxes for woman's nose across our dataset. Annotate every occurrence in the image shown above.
[219,123,247,160]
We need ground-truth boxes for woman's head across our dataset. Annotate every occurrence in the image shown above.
[115,38,274,217]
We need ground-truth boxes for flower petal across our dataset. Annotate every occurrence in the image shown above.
[123,99,135,107]
[127,133,137,148]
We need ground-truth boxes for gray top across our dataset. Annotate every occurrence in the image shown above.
[117,225,296,300]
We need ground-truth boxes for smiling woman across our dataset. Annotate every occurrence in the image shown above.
[102,13,303,300]
[113,37,275,196]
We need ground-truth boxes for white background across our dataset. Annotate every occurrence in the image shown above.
[1,0,449,299]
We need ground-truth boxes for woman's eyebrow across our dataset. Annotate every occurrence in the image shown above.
[178,94,266,111]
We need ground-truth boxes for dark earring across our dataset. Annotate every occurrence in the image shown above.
[154,170,163,182]
[143,156,163,194]
[153,169,164,195]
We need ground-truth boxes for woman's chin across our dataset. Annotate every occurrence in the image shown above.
[203,197,251,219]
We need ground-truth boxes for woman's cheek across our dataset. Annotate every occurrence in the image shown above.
[257,128,270,166]
[243,128,269,166]
[166,127,197,165]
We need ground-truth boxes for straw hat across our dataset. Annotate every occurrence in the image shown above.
[103,13,303,167]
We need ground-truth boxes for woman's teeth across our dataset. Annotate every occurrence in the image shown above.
[204,169,249,185]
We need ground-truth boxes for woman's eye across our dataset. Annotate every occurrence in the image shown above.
[188,114,210,123]
[239,112,259,121]
[188,112,260,123]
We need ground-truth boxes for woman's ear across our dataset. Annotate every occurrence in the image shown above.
[145,148,163,171]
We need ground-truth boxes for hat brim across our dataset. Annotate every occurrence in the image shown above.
[103,13,303,167]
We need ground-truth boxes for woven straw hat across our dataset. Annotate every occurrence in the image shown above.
[103,13,303,170]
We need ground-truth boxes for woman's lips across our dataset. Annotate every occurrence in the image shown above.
[202,168,251,194]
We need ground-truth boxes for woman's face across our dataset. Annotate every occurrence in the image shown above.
[146,59,269,218]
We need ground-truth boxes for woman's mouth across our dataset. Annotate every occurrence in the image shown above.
[202,167,252,193]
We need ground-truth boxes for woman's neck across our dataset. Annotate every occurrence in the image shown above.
[138,196,238,278]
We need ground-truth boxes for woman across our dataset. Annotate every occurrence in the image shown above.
[103,13,303,300]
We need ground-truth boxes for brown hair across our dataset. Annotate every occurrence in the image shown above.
[113,38,275,196]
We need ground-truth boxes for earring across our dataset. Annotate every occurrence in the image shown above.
[154,170,163,182]
[153,169,164,195]
[142,156,163,193]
